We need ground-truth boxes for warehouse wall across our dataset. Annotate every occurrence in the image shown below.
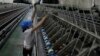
[0,0,13,3]
[59,0,94,10]
[43,0,59,4]
[14,0,23,3]
[14,0,31,4]
[13,0,58,4]
[32,0,59,4]
[14,0,39,4]
[32,0,39,4]
[95,0,100,11]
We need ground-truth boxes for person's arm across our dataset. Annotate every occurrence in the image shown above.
[32,15,48,32]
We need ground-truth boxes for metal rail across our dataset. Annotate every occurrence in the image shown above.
[36,4,100,56]
[0,3,28,15]
[0,7,29,31]
[0,5,30,49]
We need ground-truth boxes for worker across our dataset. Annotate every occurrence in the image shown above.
[20,19,33,56]
[20,13,48,56]
[20,0,48,55]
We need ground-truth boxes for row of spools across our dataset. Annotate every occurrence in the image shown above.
[41,28,56,56]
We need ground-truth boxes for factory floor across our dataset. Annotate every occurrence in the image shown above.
[0,26,23,56]
[0,8,34,56]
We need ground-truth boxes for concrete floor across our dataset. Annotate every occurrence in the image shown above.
[0,8,34,56]
[0,26,23,56]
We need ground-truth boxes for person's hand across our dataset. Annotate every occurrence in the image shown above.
[32,15,48,32]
